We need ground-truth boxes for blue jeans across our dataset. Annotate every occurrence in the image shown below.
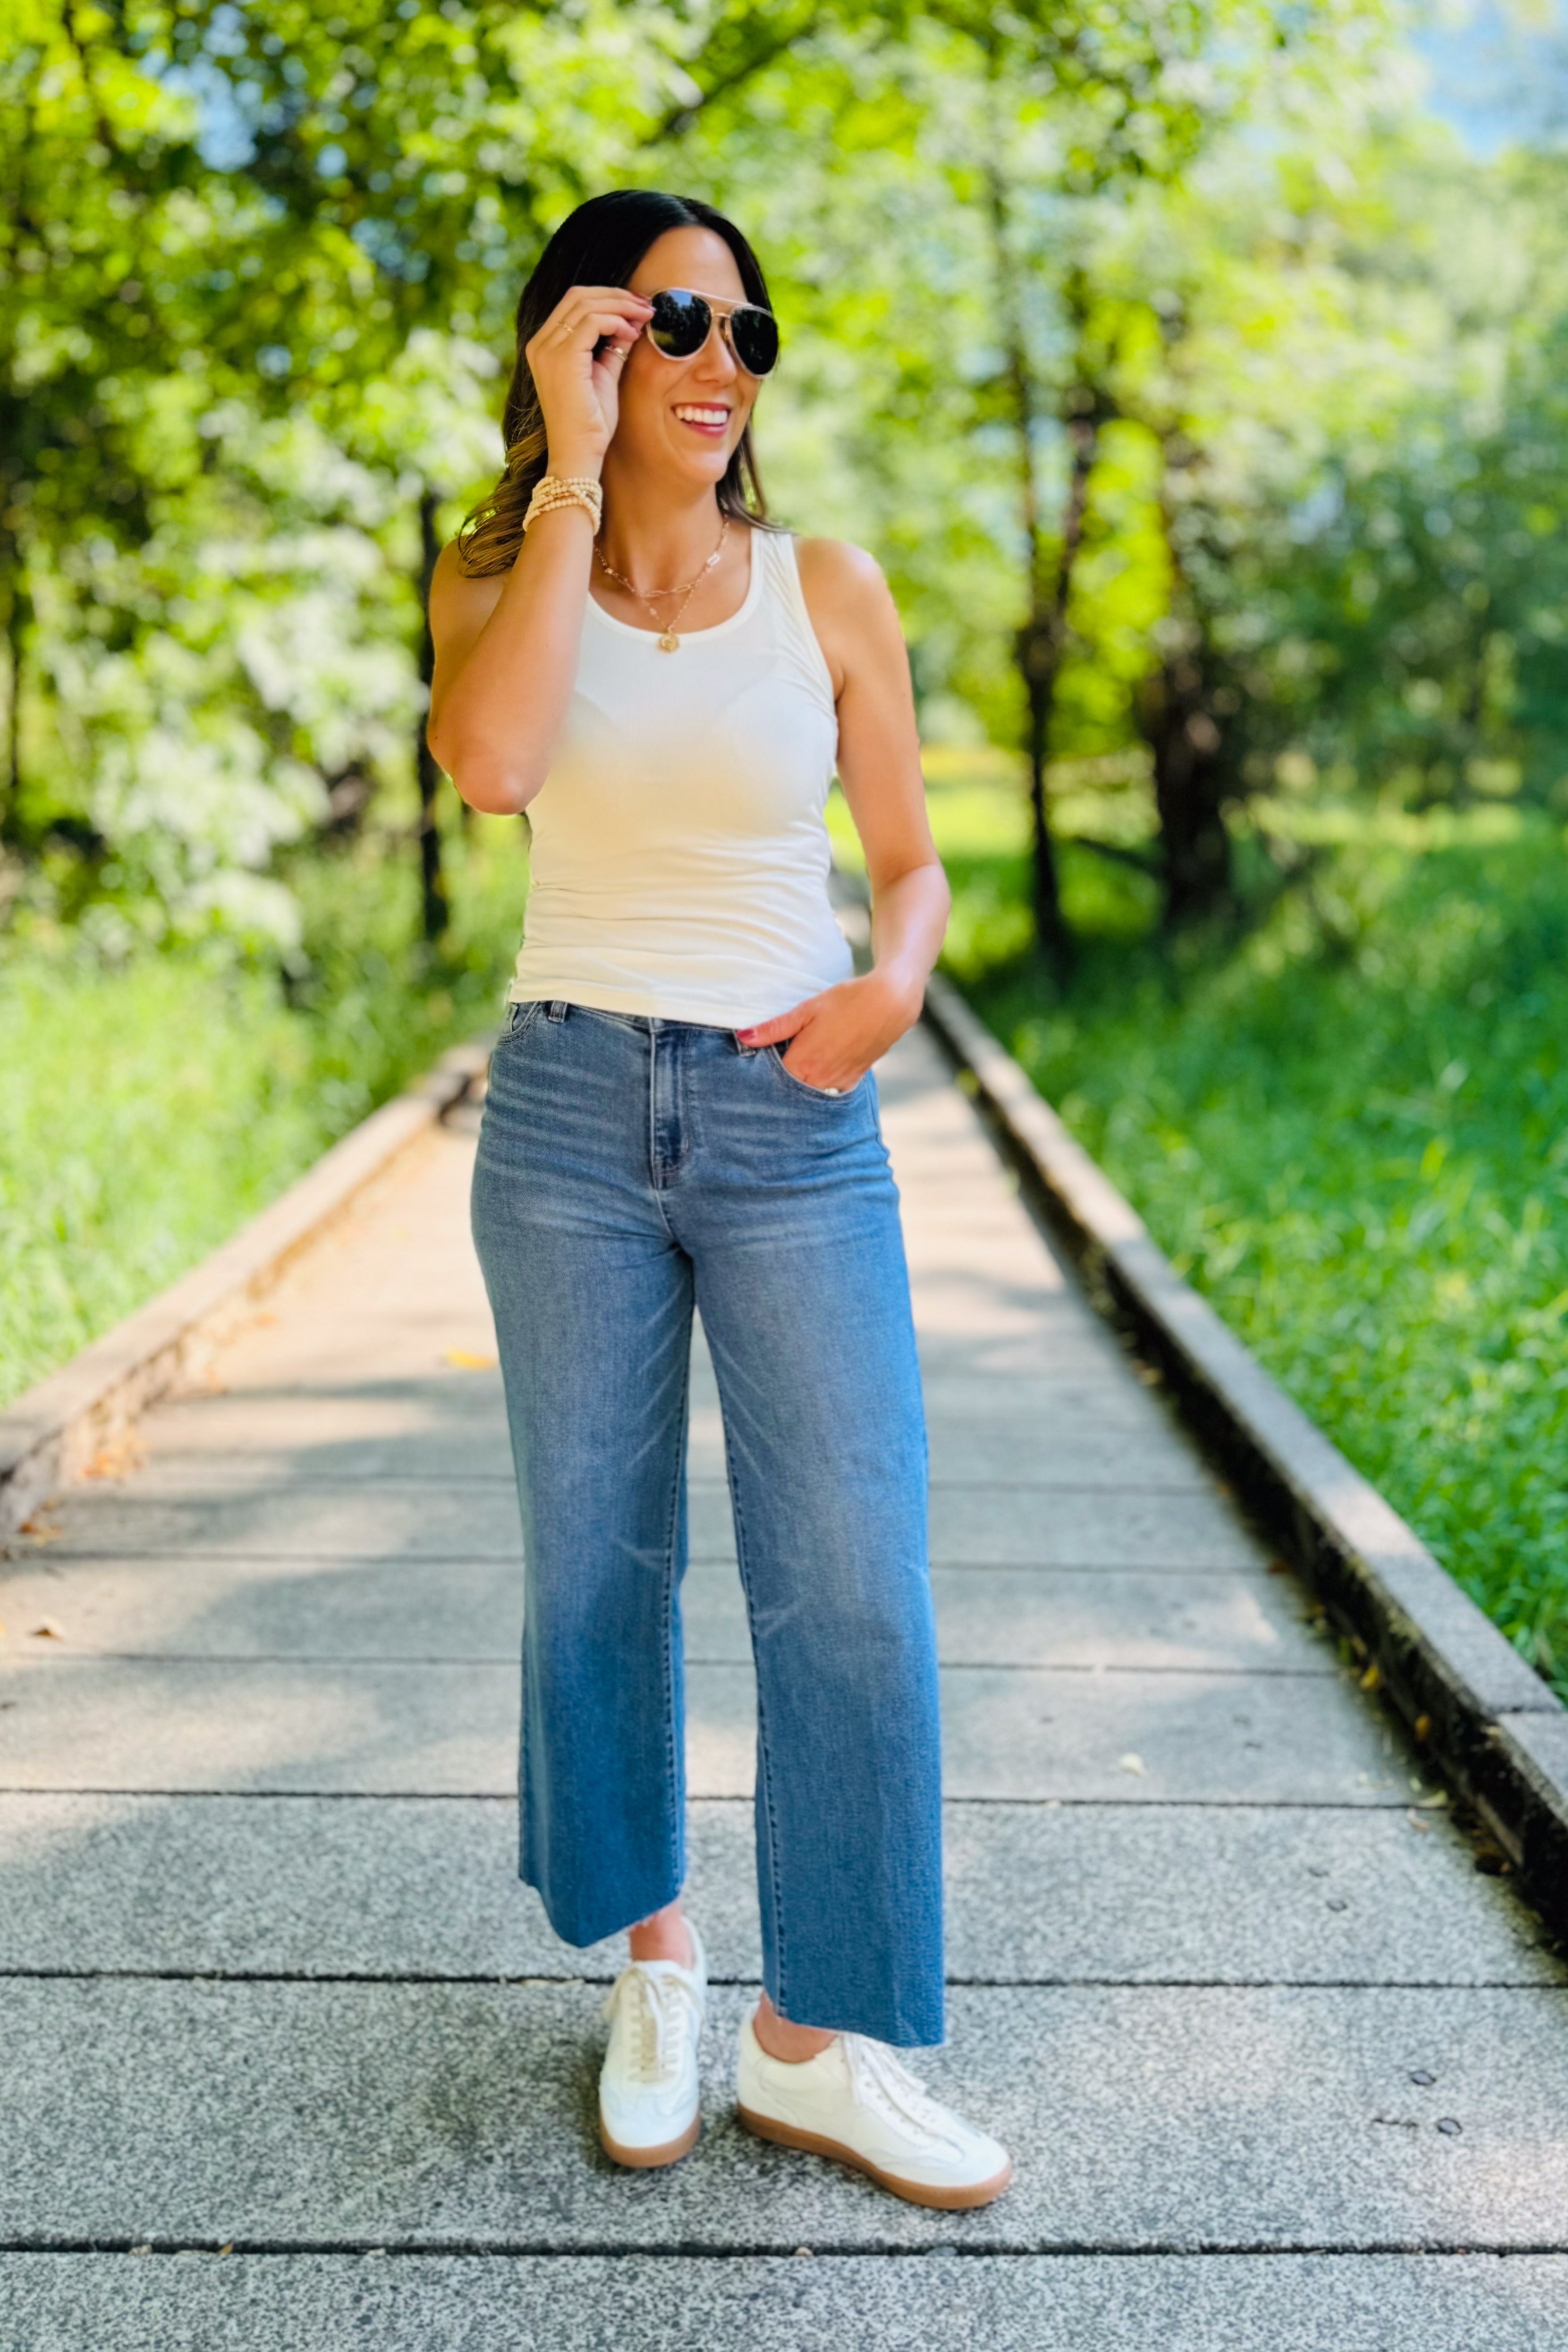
[470,999,944,2047]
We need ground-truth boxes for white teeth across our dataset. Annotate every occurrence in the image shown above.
[675,406,729,423]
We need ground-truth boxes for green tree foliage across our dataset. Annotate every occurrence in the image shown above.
[0,0,783,943]
[4,1,1567,956]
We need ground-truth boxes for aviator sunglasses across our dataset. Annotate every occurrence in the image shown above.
[643,286,780,378]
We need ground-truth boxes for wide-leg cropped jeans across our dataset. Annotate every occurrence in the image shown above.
[469,998,944,2047]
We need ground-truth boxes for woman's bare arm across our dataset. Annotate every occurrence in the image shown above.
[735,538,949,1090]
[427,511,594,815]
[426,284,652,814]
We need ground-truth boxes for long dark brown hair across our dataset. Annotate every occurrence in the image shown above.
[457,190,775,577]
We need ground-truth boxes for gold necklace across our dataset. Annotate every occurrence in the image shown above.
[594,516,730,651]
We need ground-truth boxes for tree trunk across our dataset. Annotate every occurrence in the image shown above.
[1141,651,1231,927]
[415,487,450,945]
[1015,388,1100,972]
[986,172,1110,979]
[1140,439,1233,930]
[2,528,24,850]
[987,168,1072,973]
[1,564,25,851]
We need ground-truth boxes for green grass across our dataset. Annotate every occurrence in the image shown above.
[895,762,1568,1695]
[0,815,527,1412]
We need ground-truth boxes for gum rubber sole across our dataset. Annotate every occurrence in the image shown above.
[737,2102,1013,2210]
[599,2110,701,2169]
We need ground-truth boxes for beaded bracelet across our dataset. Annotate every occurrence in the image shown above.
[523,474,603,533]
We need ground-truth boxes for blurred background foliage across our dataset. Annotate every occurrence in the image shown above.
[2,0,1565,1687]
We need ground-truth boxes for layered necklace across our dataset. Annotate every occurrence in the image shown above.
[594,515,729,651]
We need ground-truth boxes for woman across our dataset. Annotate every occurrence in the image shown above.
[428,188,1010,2210]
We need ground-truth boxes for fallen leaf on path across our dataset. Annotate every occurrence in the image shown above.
[31,1619,65,1639]
[443,1349,498,1370]
[85,1433,146,1481]
[19,1514,63,1543]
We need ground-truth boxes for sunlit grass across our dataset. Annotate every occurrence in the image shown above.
[918,774,1568,1697]
[0,812,525,1410]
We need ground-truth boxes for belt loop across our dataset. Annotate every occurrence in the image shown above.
[546,1000,569,1023]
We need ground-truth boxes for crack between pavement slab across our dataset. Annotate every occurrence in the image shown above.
[50,1476,1227,1496]
[2,1551,1284,1574]
[0,1787,1446,1807]
[2,1968,1559,1988]
[4,2237,1568,2258]
[0,1653,1340,1676]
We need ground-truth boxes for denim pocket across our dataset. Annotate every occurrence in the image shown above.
[767,1045,865,1102]
[497,999,544,1045]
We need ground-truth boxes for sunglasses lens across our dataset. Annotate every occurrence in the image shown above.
[647,288,711,358]
[730,305,780,377]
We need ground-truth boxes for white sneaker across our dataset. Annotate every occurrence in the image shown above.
[597,1923,706,2168]
[735,2011,1012,2209]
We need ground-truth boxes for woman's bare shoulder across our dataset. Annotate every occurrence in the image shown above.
[793,535,905,692]
[430,538,509,630]
[793,534,888,608]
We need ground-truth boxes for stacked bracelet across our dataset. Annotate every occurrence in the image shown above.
[523,474,603,532]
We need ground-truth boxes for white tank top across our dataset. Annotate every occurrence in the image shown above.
[507,527,853,1030]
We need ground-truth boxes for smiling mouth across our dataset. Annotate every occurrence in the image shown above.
[673,404,732,435]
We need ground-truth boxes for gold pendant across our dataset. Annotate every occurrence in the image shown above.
[657,629,680,651]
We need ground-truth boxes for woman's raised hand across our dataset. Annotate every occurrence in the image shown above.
[525,285,654,479]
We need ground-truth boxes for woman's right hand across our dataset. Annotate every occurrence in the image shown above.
[525,285,654,478]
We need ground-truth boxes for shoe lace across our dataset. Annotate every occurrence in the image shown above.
[840,2035,964,2154]
[604,1965,703,2084]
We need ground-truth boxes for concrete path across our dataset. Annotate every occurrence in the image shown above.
[3,1026,1566,2349]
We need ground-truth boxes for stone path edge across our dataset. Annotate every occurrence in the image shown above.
[921,969,1568,1944]
[0,1036,493,1548]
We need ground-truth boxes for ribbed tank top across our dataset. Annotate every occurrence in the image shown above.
[507,528,853,1031]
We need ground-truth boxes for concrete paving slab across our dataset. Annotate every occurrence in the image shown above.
[0,1656,1408,1800]
[115,1422,1220,1500]
[932,1665,1408,1802]
[0,1552,531,1659]
[914,1333,1134,1378]
[920,1417,1216,1488]
[17,1481,527,1562]
[77,1403,1221,1493]
[861,1382,1212,1479]
[4,2253,1567,2352]
[911,1371,1184,1422]
[0,1796,1553,1986]
[4,1980,1567,2249]
[149,1381,512,1438]
[16,1479,1265,1573]
[905,1282,1122,1347]
[180,1325,507,1391]
[683,1562,1323,1670]
[0,1557,1323,1671]
[927,1486,1266,1568]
